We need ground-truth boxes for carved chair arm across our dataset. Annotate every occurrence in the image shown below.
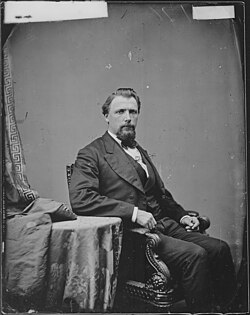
[128,227,172,291]
[130,228,171,278]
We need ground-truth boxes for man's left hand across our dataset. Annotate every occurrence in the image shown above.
[181,216,200,232]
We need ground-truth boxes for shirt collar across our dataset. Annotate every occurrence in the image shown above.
[108,130,122,146]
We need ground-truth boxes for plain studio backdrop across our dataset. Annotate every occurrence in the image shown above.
[6,3,245,271]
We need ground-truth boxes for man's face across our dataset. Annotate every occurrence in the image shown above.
[105,96,139,138]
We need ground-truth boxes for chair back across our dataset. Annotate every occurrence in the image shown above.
[66,164,74,187]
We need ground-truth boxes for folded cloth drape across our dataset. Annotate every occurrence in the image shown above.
[4,213,52,310]
[4,197,77,311]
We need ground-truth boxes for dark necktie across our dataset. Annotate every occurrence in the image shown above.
[121,140,137,149]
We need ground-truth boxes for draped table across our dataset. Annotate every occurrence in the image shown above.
[44,216,123,312]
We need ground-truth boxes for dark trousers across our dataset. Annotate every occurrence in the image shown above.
[155,218,237,313]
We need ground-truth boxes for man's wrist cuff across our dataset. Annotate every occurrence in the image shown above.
[132,207,138,222]
[180,215,190,224]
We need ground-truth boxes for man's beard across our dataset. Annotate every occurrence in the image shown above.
[116,125,136,148]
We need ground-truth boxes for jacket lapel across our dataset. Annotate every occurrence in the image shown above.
[137,144,166,195]
[102,132,145,193]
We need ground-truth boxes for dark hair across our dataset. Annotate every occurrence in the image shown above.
[102,88,141,116]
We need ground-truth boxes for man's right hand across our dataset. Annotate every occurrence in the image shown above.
[136,210,157,230]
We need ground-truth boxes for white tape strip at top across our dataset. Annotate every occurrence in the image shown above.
[192,5,235,20]
[4,1,108,24]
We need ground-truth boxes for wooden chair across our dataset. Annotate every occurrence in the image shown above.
[66,164,210,312]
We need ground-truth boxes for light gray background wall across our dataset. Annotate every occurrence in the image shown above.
[8,3,245,269]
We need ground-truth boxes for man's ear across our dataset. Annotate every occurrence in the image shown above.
[104,114,109,123]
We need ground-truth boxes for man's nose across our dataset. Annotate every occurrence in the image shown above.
[124,110,131,121]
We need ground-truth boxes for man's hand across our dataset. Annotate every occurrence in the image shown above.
[136,210,157,230]
[181,215,200,232]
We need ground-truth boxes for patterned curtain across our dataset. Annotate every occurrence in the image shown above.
[3,40,39,219]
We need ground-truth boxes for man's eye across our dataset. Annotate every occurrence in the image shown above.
[117,110,125,114]
[129,110,137,115]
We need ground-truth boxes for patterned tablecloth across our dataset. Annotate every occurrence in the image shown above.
[44,216,123,312]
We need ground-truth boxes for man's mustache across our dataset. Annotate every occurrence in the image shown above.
[121,124,135,130]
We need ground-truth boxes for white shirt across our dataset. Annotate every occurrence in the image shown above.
[108,131,149,177]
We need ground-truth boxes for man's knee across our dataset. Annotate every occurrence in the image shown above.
[212,239,231,257]
[220,240,231,253]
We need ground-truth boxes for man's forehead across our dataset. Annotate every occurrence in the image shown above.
[110,96,138,108]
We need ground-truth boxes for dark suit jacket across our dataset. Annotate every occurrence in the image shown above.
[69,131,188,227]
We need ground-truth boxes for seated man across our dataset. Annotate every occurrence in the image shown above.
[69,87,236,313]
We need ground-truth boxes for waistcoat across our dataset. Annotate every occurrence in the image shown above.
[125,149,163,220]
